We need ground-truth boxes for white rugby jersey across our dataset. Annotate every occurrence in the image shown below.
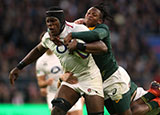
[36,53,63,93]
[41,21,101,81]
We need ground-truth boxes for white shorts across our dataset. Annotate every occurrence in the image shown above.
[47,92,56,110]
[47,92,83,112]
[103,66,131,100]
[68,97,83,112]
[133,87,147,101]
[61,74,104,98]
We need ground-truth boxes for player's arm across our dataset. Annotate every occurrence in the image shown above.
[20,43,48,67]
[36,59,54,89]
[40,88,47,97]
[74,18,85,24]
[37,75,53,88]
[67,39,107,54]
[64,26,109,44]
[9,43,48,85]
[73,28,108,42]
[85,40,108,54]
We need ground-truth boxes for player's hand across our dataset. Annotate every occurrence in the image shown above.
[9,67,21,85]
[49,34,63,46]
[60,72,73,81]
[64,33,72,45]
[40,88,47,97]
[57,72,73,88]
[67,39,78,53]
[47,78,54,86]
[49,31,63,46]
[74,18,85,24]
[61,72,78,84]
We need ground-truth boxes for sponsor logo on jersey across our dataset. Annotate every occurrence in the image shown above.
[56,45,67,53]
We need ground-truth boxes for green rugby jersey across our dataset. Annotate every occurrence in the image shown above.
[72,24,118,81]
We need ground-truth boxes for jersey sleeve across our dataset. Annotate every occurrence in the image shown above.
[36,59,46,77]
[41,32,49,48]
[72,24,109,43]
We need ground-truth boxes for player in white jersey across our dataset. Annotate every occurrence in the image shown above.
[9,6,104,115]
[36,46,83,114]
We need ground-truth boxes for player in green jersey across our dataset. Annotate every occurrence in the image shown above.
[64,3,160,115]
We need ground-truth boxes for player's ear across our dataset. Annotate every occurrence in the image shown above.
[97,19,103,24]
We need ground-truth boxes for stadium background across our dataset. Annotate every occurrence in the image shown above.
[0,0,159,114]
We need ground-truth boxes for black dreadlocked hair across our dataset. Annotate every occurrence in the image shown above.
[93,2,113,22]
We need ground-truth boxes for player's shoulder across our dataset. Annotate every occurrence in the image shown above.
[65,21,89,32]
[41,32,50,41]
[43,31,50,38]
[40,31,54,48]
[65,21,74,28]
[96,24,109,30]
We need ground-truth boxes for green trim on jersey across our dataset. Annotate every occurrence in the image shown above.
[130,81,138,98]
[72,24,118,81]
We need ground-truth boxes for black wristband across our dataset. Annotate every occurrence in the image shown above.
[17,62,26,70]
[76,43,86,51]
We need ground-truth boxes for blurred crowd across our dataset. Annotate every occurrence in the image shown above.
[0,0,159,104]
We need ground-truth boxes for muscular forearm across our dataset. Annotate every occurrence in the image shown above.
[85,41,108,54]
[18,44,47,69]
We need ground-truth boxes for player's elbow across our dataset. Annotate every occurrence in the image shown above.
[93,46,107,55]
[99,41,108,53]
[101,46,108,53]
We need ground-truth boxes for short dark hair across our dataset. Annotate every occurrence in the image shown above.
[94,3,113,22]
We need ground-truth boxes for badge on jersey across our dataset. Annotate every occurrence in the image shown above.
[56,45,67,53]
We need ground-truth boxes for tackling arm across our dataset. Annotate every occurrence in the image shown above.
[67,40,108,55]
[71,27,108,43]
[85,41,108,54]
[64,25,109,45]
